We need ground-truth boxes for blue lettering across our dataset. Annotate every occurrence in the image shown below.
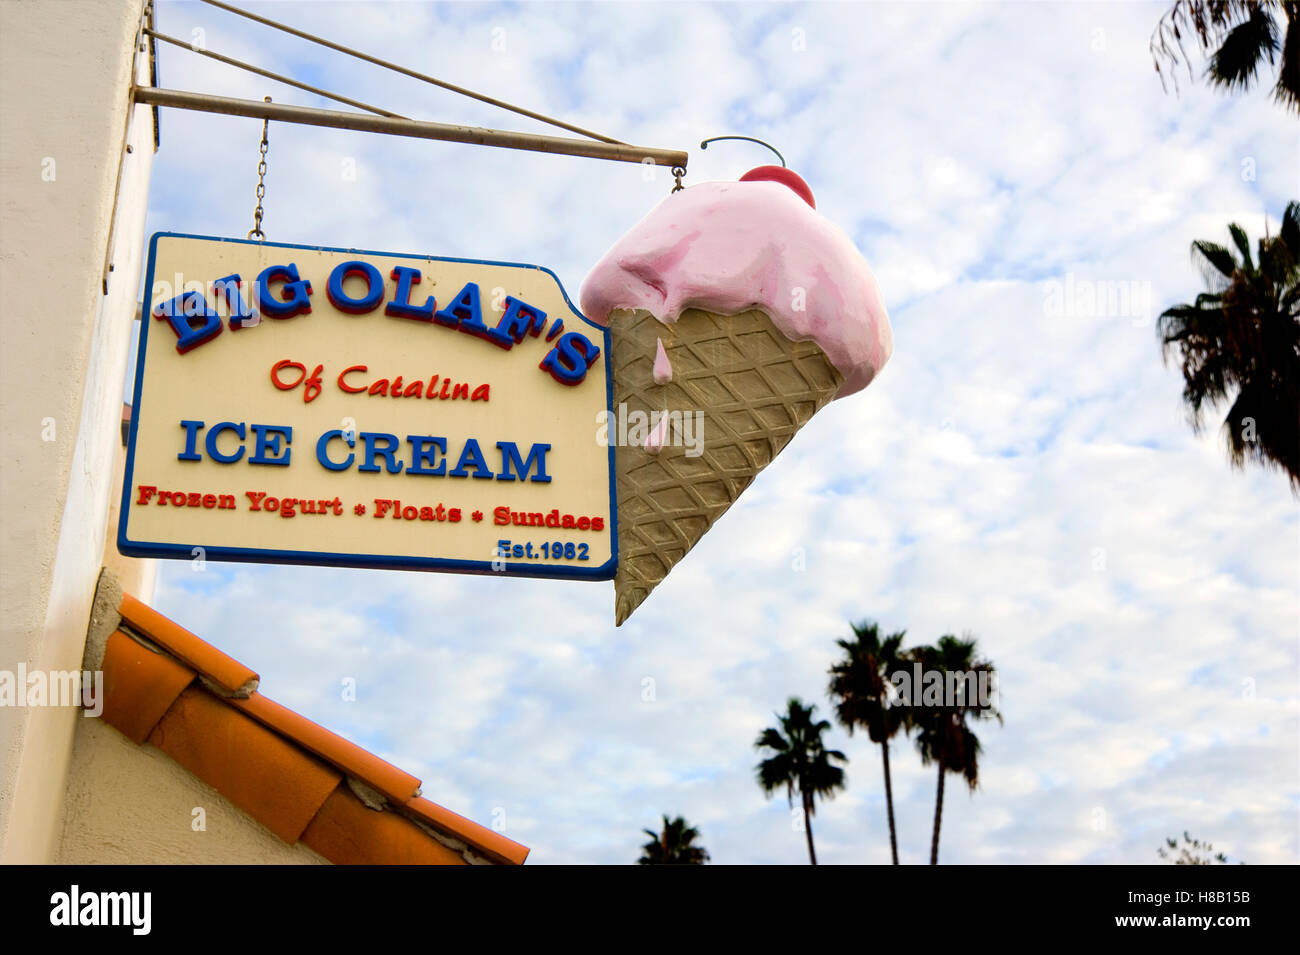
[256,263,313,318]
[385,266,436,322]
[407,435,448,475]
[540,331,600,385]
[212,274,258,330]
[495,441,551,483]
[249,424,292,466]
[360,432,403,474]
[486,296,547,349]
[434,282,481,331]
[153,290,223,353]
[316,430,355,471]
[326,260,385,314]
[178,419,204,461]
[205,421,246,464]
[448,438,493,479]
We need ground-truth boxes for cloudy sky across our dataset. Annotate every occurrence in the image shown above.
[138,0,1297,864]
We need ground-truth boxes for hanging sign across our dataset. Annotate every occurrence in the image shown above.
[119,233,616,580]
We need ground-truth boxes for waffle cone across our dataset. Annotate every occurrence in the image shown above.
[610,306,843,625]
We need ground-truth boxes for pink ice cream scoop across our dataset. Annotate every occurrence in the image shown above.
[579,169,892,397]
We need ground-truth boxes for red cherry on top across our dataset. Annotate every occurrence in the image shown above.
[739,165,816,209]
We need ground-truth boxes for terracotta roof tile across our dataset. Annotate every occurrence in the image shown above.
[406,797,530,866]
[119,593,258,693]
[94,588,530,865]
[229,693,420,805]
[100,629,195,743]
[301,786,467,865]
[149,686,342,843]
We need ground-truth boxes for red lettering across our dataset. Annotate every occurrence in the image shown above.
[135,486,254,512]
[303,364,323,403]
[338,365,368,393]
[271,359,305,391]
[490,505,603,530]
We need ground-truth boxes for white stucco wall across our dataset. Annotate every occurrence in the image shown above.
[57,716,327,865]
[103,414,159,603]
[0,0,156,862]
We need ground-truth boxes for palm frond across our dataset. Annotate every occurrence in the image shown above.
[1276,5,1300,110]
[1279,200,1300,257]
[755,696,848,809]
[1192,239,1239,281]
[1227,223,1255,268]
[1206,6,1279,91]
[1163,205,1300,490]
[1149,0,1264,92]
[638,814,710,864]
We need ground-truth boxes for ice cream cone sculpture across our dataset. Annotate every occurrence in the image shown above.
[580,166,892,625]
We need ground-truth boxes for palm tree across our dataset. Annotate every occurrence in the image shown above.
[1151,1,1299,113]
[910,635,1001,865]
[637,815,710,864]
[1158,201,1300,491]
[1157,830,1241,864]
[827,620,909,864]
[754,697,847,864]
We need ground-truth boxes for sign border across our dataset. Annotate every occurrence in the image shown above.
[118,231,618,582]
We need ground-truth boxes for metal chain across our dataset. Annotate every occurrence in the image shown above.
[248,96,271,240]
[671,165,686,194]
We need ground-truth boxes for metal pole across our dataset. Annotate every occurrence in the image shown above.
[144,27,405,118]
[199,0,625,145]
[134,87,690,167]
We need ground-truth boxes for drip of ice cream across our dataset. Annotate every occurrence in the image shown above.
[644,413,670,454]
[652,337,673,384]
[579,178,892,397]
